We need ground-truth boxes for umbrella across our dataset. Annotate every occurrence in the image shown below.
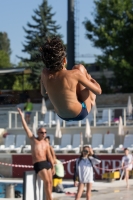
[91,102,98,115]
[80,132,83,151]
[32,122,37,137]
[127,96,132,116]
[55,119,62,138]
[118,116,124,136]
[118,116,124,145]
[85,118,91,141]
[41,98,47,115]
[32,116,37,137]
[91,103,98,126]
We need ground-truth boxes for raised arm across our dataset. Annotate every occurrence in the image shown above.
[17,108,33,139]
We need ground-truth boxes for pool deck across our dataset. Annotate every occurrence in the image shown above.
[0,179,132,199]
[0,178,23,184]
[53,179,133,200]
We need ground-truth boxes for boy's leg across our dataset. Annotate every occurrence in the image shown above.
[72,65,96,112]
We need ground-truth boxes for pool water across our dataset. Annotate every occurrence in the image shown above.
[0,183,23,198]
[0,183,74,198]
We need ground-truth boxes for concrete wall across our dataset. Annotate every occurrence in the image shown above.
[96,93,133,107]
[0,154,12,177]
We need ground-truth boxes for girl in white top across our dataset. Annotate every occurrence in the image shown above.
[73,145,101,200]
[121,148,133,188]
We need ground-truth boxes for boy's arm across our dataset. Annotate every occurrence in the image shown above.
[75,70,102,95]
[87,74,101,89]
[46,144,55,175]
[50,146,57,164]
[17,108,33,139]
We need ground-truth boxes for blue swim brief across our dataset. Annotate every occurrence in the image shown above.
[58,102,88,121]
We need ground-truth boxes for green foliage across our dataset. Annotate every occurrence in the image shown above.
[98,75,112,94]
[83,0,133,92]
[12,74,34,91]
[0,32,11,56]
[0,50,11,68]
[19,0,62,87]
[0,74,16,90]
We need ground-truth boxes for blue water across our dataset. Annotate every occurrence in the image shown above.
[0,183,23,198]
[0,183,74,197]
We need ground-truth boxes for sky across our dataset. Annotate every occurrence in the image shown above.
[0,0,102,65]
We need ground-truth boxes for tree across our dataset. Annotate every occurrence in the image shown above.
[19,0,61,88]
[0,50,11,68]
[0,74,16,90]
[0,32,11,56]
[0,32,11,68]
[83,0,133,92]
[12,74,34,91]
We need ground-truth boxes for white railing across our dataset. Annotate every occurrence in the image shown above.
[0,107,132,129]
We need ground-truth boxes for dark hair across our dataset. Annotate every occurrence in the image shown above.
[78,146,91,162]
[124,148,129,151]
[45,136,50,141]
[40,37,66,72]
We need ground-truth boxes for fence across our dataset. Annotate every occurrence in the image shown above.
[3,107,132,129]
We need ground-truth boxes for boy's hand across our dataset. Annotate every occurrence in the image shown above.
[88,74,91,80]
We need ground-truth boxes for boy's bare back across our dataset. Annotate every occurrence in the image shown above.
[40,37,102,120]
[41,66,101,118]
[41,68,82,118]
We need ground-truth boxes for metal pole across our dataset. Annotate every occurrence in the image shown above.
[63,120,66,127]
[9,112,12,128]
[15,113,17,128]
[124,108,126,126]
[36,111,38,128]
[78,121,81,127]
[49,111,52,128]
[108,109,111,127]
[9,112,11,128]
[93,109,96,127]
[80,132,83,152]
[67,0,75,70]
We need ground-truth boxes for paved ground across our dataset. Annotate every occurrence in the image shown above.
[0,179,132,199]
[53,179,133,200]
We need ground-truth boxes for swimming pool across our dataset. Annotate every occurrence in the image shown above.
[0,183,23,198]
[0,182,74,198]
